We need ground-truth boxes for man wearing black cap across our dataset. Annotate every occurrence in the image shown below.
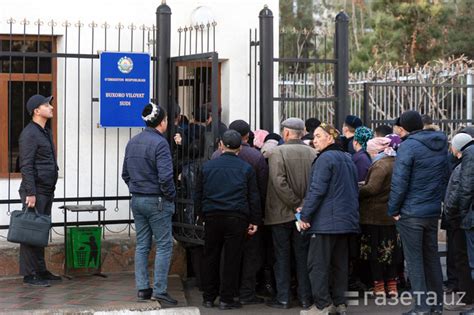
[212,119,269,304]
[17,94,60,287]
[19,94,61,287]
[195,129,262,310]
[341,115,363,154]
[388,110,448,315]
[122,103,178,305]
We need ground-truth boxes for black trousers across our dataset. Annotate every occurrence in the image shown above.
[308,234,349,309]
[202,216,247,303]
[446,228,459,288]
[239,230,263,299]
[452,228,474,303]
[18,192,53,276]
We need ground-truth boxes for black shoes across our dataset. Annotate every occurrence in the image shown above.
[23,275,50,287]
[38,270,62,281]
[137,288,153,301]
[202,300,214,308]
[300,300,313,309]
[266,298,291,309]
[218,301,242,310]
[151,292,178,305]
[240,296,264,305]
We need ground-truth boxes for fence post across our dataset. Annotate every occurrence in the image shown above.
[156,1,172,124]
[467,69,473,126]
[334,11,349,130]
[259,5,274,132]
[363,83,371,127]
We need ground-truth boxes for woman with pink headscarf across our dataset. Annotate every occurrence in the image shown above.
[358,134,402,298]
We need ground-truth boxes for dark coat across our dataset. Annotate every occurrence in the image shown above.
[459,142,474,229]
[19,121,58,196]
[195,152,262,225]
[122,127,176,201]
[444,163,463,227]
[388,130,448,218]
[359,156,395,226]
[352,149,372,182]
[212,143,269,211]
[300,144,360,234]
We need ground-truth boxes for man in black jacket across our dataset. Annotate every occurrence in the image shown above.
[444,133,474,313]
[18,94,60,287]
[195,129,261,310]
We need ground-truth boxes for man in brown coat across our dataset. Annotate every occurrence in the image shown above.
[265,118,316,310]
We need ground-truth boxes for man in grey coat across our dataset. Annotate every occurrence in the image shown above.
[265,118,316,310]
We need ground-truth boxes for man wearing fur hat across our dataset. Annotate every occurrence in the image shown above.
[18,94,60,287]
[122,103,177,305]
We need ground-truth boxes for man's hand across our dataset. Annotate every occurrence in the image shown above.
[25,195,36,208]
[299,221,311,230]
[248,224,258,235]
[393,215,400,221]
[174,133,182,145]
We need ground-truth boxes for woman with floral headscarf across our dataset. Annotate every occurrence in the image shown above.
[352,126,374,182]
[359,134,402,298]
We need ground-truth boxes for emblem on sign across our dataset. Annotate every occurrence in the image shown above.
[117,56,133,74]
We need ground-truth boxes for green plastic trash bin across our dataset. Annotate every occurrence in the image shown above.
[66,227,102,269]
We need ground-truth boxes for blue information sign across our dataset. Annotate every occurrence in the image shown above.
[100,51,150,127]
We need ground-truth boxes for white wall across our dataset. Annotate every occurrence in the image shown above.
[0,0,279,233]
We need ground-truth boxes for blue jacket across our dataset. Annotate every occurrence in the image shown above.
[122,127,176,201]
[388,130,448,218]
[300,144,360,234]
[195,152,262,225]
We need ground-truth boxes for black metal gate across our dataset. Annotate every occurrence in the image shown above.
[170,52,219,245]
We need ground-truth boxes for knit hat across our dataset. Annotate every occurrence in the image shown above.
[229,119,251,136]
[385,133,401,150]
[399,110,423,132]
[253,129,269,149]
[345,115,363,129]
[367,137,391,155]
[354,126,374,151]
[451,133,473,152]
[318,123,340,140]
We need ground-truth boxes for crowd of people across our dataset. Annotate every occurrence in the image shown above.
[122,103,474,315]
[17,93,474,314]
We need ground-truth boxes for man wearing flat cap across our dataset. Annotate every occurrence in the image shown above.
[265,117,316,310]
[18,94,60,287]
[341,115,363,155]
[196,129,261,310]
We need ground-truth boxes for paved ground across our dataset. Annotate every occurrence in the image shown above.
[0,273,186,314]
[0,271,468,315]
[183,281,463,315]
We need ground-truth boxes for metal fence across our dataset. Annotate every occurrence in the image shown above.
[0,17,157,238]
[278,63,474,134]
